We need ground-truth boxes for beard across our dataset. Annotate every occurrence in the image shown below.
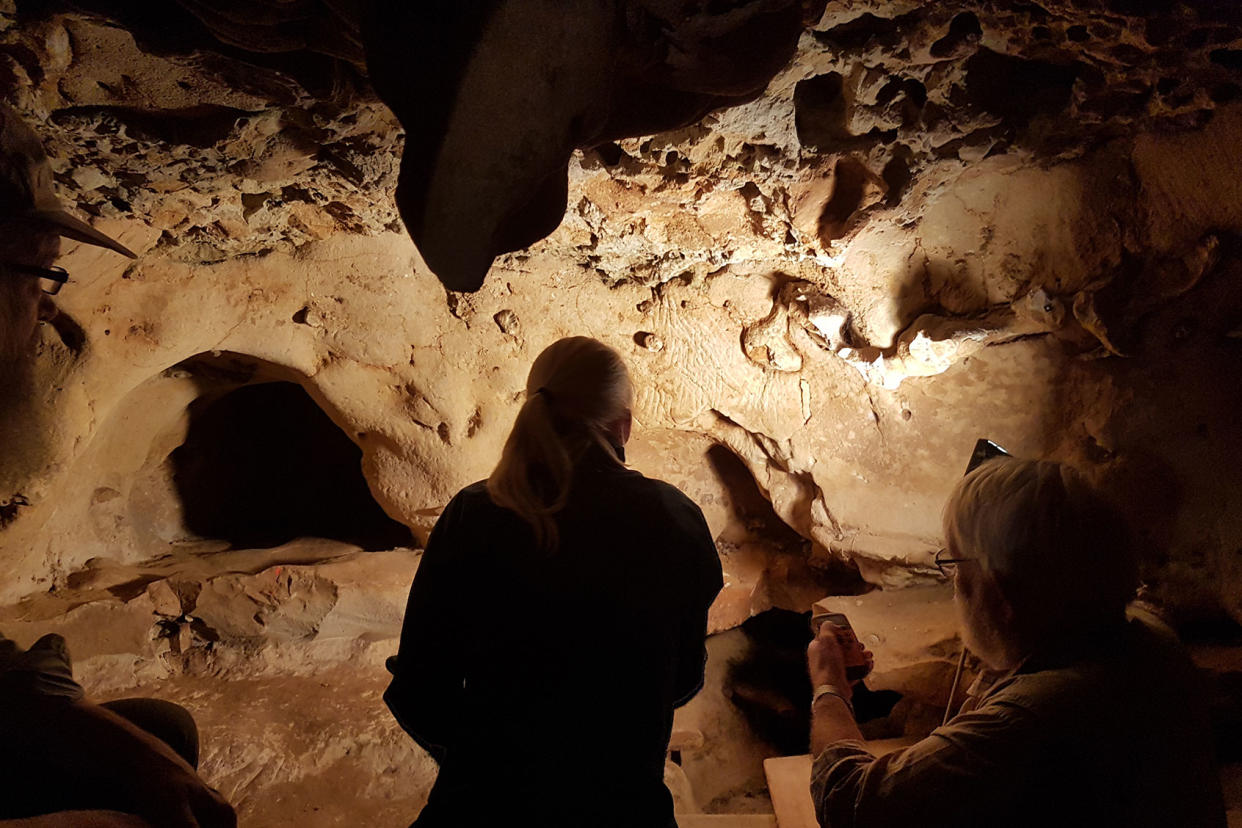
[0,292,48,496]
[953,583,1023,675]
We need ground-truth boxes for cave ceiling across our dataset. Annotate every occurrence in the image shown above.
[5,0,1242,289]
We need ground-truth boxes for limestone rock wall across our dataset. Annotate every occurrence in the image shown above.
[2,3,1242,627]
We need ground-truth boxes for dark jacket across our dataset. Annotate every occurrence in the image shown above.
[385,451,723,828]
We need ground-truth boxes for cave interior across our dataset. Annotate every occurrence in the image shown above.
[1,0,1241,824]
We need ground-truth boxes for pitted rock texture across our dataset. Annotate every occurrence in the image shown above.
[3,1,1242,625]
[1,8,401,258]
[8,1,1242,289]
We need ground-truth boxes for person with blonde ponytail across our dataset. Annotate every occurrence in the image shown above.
[385,337,723,828]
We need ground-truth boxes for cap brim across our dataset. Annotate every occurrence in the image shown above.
[27,208,138,259]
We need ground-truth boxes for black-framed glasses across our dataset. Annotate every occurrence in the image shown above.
[934,547,972,574]
[5,264,69,296]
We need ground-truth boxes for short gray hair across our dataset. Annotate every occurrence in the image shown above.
[943,457,1138,635]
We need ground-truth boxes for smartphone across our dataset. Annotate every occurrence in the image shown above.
[810,611,872,682]
[965,438,1010,475]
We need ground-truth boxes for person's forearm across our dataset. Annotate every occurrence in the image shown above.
[810,694,865,755]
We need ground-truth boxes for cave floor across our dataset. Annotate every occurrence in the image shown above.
[99,667,432,828]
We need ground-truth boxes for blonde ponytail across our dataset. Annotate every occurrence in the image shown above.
[487,337,632,551]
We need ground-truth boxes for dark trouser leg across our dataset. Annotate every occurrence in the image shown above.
[0,697,201,818]
[102,697,200,768]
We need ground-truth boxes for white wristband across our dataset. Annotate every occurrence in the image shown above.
[812,683,855,716]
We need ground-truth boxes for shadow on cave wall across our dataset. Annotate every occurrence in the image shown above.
[1045,234,1242,636]
[169,376,413,552]
[706,443,809,549]
[706,443,869,598]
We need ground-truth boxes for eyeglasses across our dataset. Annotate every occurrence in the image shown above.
[934,547,972,574]
[5,264,69,296]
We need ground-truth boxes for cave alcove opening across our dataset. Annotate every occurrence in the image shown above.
[169,362,413,553]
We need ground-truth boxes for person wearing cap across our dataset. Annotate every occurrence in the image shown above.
[804,457,1225,827]
[0,100,136,334]
[0,101,135,488]
[0,103,235,828]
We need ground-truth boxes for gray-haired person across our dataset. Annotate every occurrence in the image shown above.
[806,457,1225,827]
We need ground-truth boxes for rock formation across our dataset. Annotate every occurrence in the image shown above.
[1,0,1241,822]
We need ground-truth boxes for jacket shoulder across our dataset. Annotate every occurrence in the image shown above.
[633,475,710,527]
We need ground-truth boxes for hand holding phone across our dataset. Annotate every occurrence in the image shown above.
[810,611,873,682]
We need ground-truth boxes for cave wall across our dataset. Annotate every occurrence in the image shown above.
[2,4,1242,629]
[1,127,1239,625]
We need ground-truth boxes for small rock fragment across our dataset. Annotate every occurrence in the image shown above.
[636,331,664,351]
[494,309,521,338]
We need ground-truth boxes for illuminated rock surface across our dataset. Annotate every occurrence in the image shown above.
[1,0,1241,822]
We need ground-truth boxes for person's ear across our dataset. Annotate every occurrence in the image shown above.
[995,584,1017,628]
[607,410,632,447]
[982,569,1023,642]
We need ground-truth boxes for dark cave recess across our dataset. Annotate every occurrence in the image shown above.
[171,379,414,552]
